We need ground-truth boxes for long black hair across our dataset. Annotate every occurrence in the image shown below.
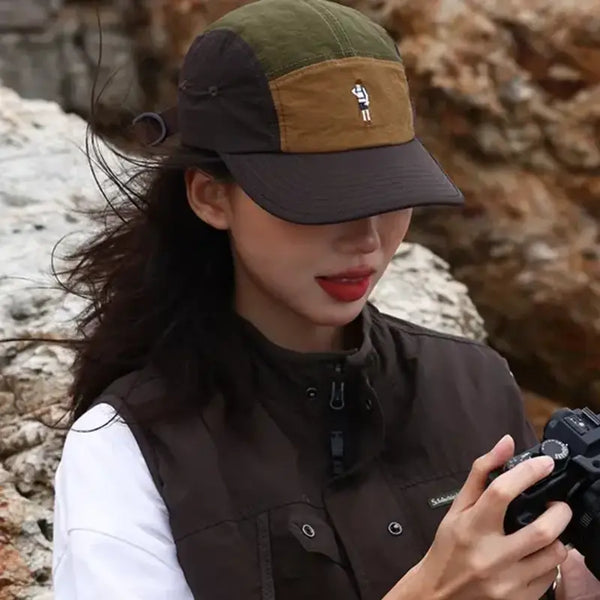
[60,134,254,426]
[5,48,257,431]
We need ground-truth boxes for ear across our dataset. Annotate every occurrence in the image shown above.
[184,168,231,231]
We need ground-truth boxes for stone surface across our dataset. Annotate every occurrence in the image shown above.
[522,391,566,441]
[0,1,62,32]
[0,85,492,598]
[0,2,142,124]
[0,85,100,600]
[0,466,53,600]
[370,244,486,341]
[378,0,600,409]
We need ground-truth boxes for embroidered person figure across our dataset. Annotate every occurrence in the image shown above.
[351,81,371,123]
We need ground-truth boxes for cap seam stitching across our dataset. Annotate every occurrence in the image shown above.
[267,52,399,79]
[221,28,282,151]
[317,1,356,56]
[300,0,346,56]
[270,55,404,85]
[270,81,288,153]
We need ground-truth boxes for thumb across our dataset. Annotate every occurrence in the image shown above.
[450,434,515,513]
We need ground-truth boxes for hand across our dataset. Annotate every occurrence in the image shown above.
[556,548,600,600]
[383,434,572,600]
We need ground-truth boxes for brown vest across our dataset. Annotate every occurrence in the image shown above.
[92,303,538,600]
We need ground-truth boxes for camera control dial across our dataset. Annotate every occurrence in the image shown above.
[540,439,569,463]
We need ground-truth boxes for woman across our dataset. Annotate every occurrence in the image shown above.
[51,0,597,598]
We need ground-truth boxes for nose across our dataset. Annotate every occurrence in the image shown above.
[335,216,381,255]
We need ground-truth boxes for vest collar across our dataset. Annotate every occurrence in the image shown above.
[231,303,407,482]
[232,302,375,371]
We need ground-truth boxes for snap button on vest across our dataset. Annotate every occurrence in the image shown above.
[301,524,316,538]
[305,387,317,400]
[387,521,403,536]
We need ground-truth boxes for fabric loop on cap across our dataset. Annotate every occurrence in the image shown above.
[131,107,179,147]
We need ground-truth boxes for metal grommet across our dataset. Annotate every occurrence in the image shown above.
[131,112,168,146]
[301,524,316,538]
[305,387,317,400]
[387,521,403,536]
[208,85,219,96]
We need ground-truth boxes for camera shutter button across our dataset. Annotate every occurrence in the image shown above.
[540,439,569,463]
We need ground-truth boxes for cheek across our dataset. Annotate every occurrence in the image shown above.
[228,205,323,288]
[380,210,412,256]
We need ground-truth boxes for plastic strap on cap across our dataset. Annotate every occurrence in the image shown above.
[131,106,178,147]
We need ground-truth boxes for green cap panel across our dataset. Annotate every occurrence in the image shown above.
[205,0,400,80]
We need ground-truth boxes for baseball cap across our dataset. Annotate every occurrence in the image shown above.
[132,0,464,225]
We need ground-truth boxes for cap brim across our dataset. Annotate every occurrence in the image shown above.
[221,138,463,225]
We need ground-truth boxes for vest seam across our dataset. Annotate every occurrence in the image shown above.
[98,391,165,492]
[174,499,325,543]
[378,458,430,557]
[256,512,276,600]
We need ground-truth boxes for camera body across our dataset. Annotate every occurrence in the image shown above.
[487,406,600,580]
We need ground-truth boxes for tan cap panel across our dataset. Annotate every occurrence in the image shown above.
[269,57,414,153]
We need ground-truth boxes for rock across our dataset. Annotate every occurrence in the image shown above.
[0,465,53,600]
[0,1,62,32]
[0,2,142,123]
[370,244,487,341]
[522,391,565,441]
[0,85,98,600]
[0,84,490,598]
[373,0,600,410]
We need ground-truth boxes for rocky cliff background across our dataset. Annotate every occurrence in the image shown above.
[1,0,598,598]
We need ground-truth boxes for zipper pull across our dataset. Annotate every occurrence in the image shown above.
[329,380,345,410]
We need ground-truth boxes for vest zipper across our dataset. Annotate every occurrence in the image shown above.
[329,361,349,477]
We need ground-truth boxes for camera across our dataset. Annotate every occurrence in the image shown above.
[487,406,600,580]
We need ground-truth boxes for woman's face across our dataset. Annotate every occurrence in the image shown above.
[186,172,412,350]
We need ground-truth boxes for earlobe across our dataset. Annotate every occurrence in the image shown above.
[185,169,231,231]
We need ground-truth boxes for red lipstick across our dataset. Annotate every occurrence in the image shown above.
[315,268,375,303]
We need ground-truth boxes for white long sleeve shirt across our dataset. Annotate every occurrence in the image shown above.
[52,402,194,599]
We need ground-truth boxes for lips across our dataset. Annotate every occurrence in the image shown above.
[319,268,376,280]
[315,268,375,302]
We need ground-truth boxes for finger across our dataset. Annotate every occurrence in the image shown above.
[516,539,568,581]
[470,454,555,529]
[527,567,561,600]
[450,434,514,513]
[507,502,572,560]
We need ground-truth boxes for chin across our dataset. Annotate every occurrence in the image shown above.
[304,299,367,327]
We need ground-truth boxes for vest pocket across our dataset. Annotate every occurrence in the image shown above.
[286,509,344,563]
[268,503,348,579]
[258,503,360,600]
[175,517,263,600]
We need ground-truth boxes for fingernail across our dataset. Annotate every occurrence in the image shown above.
[539,456,555,472]
[493,434,510,451]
